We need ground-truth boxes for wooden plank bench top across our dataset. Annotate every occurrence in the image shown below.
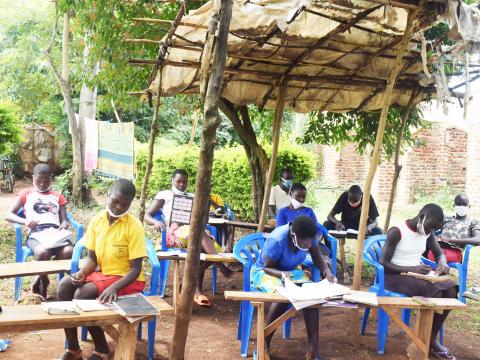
[157,252,239,263]
[0,259,88,279]
[0,296,173,360]
[224,290,467,310]
[224,291,467,360]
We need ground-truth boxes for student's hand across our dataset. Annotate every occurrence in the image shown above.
[366,224,374,234]
[436,262,450,275]
[153,221,165,231]
[323,269,337,283]
[98,284,118,304]
[267,219,276,228]
[24,220,38,230]
[335,222,345,231]
[409,264,432,275]
[57,222,69,230]
[71,271,86,286]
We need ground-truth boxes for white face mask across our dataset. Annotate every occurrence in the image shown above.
[171,181,186,195]
[106,204,128,219]
[291,232,309,251]
[417,215,428,236]
[455,205,469,217]
[291,197,304,210]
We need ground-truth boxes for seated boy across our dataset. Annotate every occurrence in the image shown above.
[57,179,146,360]
[5,163,73,299]
[145,169,232,307]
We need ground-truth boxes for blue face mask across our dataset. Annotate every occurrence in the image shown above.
[281,178,293,189]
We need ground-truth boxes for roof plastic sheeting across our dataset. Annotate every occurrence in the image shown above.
[149,0,445,113]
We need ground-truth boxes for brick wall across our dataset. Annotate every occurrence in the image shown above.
[316,124,468,207]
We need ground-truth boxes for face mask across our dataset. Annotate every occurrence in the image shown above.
[417,215,428,236]
[455,205,469,217]
[291,232,309,251]
[172,185,186,195]
[33,177,51,193]
[106,204,128,219]
[348,198,361,208]
[291,197,304,210]
[281,178,293,189]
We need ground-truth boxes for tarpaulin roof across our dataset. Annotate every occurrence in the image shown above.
[144,0,447,113]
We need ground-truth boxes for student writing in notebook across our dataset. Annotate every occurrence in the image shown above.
[381,204,457,360]
[251,216,335,360]
[57,180,146,360]
[144,168,233,307]
[5,163,72,299]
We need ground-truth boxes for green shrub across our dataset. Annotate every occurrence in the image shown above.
[136,143,315,220]
[0,102,22,156]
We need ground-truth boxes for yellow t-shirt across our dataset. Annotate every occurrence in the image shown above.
[84,211,147,281]
[210,193,225,212]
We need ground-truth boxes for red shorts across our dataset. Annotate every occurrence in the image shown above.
[85,272,145,296]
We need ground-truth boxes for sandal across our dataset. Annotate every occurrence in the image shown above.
[87,351,111,360]
[429,347,456,360]
[59,349,83,360]
[193,294,211,307]
[306,351,325,360]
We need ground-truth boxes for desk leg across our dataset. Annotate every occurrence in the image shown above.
[253,301,268,360]
[350,308,360,349]
[114,321,138,360]
[173,259,180,314]
[339,238,349,283]
[229,226,236,253]
[407,309,434,360]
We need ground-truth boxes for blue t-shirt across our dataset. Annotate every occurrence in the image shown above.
[276,206,329,239]
[255,224,318,271]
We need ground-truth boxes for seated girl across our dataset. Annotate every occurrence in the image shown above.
[251,216,335,360]
[427,193,480,263]
[276,183,331,257]
[144,169,232,307]
[5,163,73,299]
[381,203,457,360]
[57,179,146,360]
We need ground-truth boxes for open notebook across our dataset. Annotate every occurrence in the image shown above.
[402,271,452,283]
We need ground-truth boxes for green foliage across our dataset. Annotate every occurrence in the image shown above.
[0,102,22,156]
[412,185,458,211]
[136,144,315,220]
[299,106,430,160]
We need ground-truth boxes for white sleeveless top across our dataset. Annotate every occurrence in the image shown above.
[390,221,428,267]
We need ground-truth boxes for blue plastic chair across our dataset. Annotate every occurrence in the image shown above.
[361,235,446,354]
[72,237,160,360]
[153,211,218,297]
[13,210,84,301]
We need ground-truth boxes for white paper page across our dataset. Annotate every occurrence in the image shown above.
[73,299,108,312]
[278,278,351,303]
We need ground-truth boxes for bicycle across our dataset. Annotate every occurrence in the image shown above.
[0,156,15,193]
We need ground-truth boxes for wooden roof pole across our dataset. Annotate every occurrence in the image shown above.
[257,81,288,232]
[352,6,421,291]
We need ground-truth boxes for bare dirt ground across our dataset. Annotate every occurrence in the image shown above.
[0,182,479,359]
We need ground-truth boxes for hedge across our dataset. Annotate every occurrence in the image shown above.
[136,143,315,220]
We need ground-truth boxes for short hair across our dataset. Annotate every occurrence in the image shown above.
[419,203,444,223]
[280,168,293,177]
[290,183,306,193]
[454,193,469,203]
[172,169,188,179]
[111,179,136,199]
[33,163,51,176]
[348,185,362,196]
[291,215,317,238]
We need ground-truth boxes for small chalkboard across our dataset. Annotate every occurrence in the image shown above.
[170,194,194,225]
[112,293,159,317]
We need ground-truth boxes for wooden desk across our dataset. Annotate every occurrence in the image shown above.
[0,259,87,279]
[0,296,173,360]
[224,291,466,360]
[157,252,239,311]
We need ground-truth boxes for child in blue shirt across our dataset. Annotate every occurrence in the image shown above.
[276,183,330,256]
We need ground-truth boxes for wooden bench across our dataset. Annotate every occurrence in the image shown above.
[0,259,87,280]
[0,296,173,360]
[157,253,239,311]
[224,291,467,360]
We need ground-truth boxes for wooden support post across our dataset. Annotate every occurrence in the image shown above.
[173,259,180,313]
[352,7,420,291]
[406,309,435,360]
[114,322,138,360]
[253,301,266,360]
[257,81,288,231]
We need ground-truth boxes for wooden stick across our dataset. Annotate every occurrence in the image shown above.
[264,306,297,337]
[362,0,419,10]
[257,81,288,231]
[352,6,421,291]
[254,301,266,360]
[132,17,208,30]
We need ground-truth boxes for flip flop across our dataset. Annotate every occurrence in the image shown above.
[429,347,456,360]
[194,294,211,307]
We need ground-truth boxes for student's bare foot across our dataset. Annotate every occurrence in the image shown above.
[58,348,82,360]
[39,276,50,299]
[87,350,111,360]
[31,276,41,294]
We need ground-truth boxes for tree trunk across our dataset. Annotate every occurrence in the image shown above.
[169,1,233,358]
[352,8,419,290]
[46,9,84,204]
[219,100,269,221]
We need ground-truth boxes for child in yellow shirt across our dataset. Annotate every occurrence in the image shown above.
[57,179,147,360]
